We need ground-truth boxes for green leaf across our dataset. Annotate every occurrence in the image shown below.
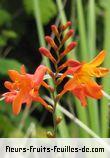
[0,58,22,76]
[23,0,57,24]
[99,0,109,9]
[0,35,7,47]
[2,30,18,39]
[0,115,16,137]
[0,9,12,26]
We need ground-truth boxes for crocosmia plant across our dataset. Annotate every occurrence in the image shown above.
[2,22,109,137]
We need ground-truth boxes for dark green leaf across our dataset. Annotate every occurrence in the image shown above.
[2,30,18,39]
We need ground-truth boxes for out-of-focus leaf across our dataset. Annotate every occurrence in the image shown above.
[2,30,18,39]
[0,58,22,75]
[39,0,57,24]
[0,115,16,137]
[9,129,24,138]
[23,0,57,24]
[0,9,12,26]
[99,0,109,9]
[0,35,7,47]
[0,30,18,47]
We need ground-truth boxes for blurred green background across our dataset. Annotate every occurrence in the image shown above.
[0,0,110,138]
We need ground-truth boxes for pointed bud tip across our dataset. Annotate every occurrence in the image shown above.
[61,21,72,30]
[67,21,72,26]
[56,116,62,124]
[68,29,74,35]
[39,47,51,57]
[67,41,77,50]
[46,131,55,138]
[46,105,54,113]
[51,25,57,30]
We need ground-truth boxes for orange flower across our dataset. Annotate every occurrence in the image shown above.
[58,51,109,106]
[3,65,52,115]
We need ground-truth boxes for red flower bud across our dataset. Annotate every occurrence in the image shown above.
[51,25,60,38]
[58,59,81,71]
[61,29,74,45]
[45,36,58,51]
[56,116,62,124]
[60,42,77,58]
[39,47,56,64]
[60,21,72,31]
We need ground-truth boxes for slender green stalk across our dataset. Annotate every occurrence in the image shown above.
[101,3,110,137]
[33,0,49,67]
[19,106,30,130]
[76,0,88,60]
[87,0,100,135]
[57,0,89,137]
[33,0,69,137]
[87,0,96,57]
[75,0,90,137]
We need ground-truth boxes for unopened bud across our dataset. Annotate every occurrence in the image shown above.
[51,25,60,38]
[45,36,58,51]
[47,131,55,138]
[65,59,80,67]
[60,21,72,31]
[39,47,56,64]
[58,60,81,71]
[61,29,74,45]
[56,116,62,124]
[46,105,54,113]
[60,42,77,58]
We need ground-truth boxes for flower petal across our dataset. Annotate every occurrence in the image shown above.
[59,66,80,82]
[64,78,77,90]
[84,80,103,99]
[12,90,25,115]
[72,86,87,106]
[90,67,109,77]
[3,91,17,103]
[20,65,26,75]
[89,50,106,67]
[8,70,21,82]
[4,81,13,90]
[33,65,47,86]
[34,96,48,108]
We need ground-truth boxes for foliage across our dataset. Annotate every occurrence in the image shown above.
[0,9,12,26]
[23,0,57,24]
[0,58,22,76]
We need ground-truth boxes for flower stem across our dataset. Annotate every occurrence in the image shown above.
[52,76,58,137]
[53,101,57,136]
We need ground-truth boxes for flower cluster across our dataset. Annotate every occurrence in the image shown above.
[3,65,53,115]
[2,21,109,136]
